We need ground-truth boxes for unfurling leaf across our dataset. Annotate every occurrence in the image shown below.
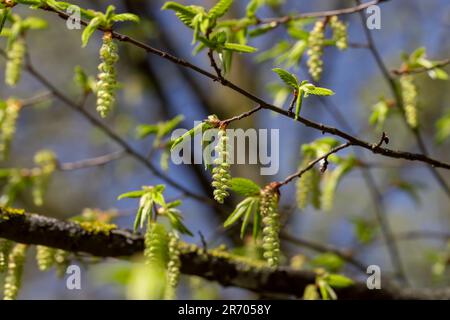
[229,177,261,196]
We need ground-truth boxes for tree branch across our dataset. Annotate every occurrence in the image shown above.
[1,208,449,300]
[19,4,450,171]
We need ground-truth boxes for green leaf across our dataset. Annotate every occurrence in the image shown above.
[170,122,208,151]
[310,253,344,272]
[223,42,257,53]
[240,198,256,238]
[82,16,102,47]
[0,9,9,35]
[409,47,426,64]
[209,0,233,19]
[136,124,159,139]
[22,17,48,30]
[302,85,335,96]
[162,1,197,27]
[272,68,299,89]
[321,155,356,211]
[117,190,146,200]
[166,209,193,236]
[223,197,253,228]
[436,112,450,143]
[428,68,448,80]
[325,274,354,288]
[229,178,261,196]
[112,13,140,23]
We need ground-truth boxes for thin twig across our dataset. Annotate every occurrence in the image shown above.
[392,59,450,76]
[278,142,352,187]
[29,5,450,170]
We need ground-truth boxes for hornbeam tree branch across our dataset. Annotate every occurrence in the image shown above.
[1,208,449,300]
[28,4,450,171]
[258,0,385,26]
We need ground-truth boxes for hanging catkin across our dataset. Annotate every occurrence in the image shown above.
[164,232,181,300]
[0,98,21,160]
[296,156,314,209]
[36,246,55,271]
[307,20,325,81]
[400,75,418,129]
[96,32,119,118]
[260,184,280,268]
[211,128,231,203]
[329,16,348,50]
[144,221,169,267]
[5,38,26,87]
[3,244,27,300]
[0,239,13,273]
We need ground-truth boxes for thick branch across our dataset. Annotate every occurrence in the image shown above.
[1,208,449,300]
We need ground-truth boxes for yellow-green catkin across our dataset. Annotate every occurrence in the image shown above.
[296,157,313,210]
[0,98,21,160]
[3,244,27,300]
[212,129,231,204]
[0,239,13,273]
[400,75,418,129]
[5,38,26,87]
[165,232,181,300]
[307,20,325,81]
[260,184,280,268]
[32,150,57,206]
[144,222,168,267]
[329,16,348,50]
[54,249,70,278]
[36,246,55,271]
[96,32,119,118]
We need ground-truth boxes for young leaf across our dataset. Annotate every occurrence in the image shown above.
[209,0,233,19]
[223,42,257,53]
[223,197,253,228]
[240,199,255,238]
[117,190,146,200]
[82,16,102,47]
[112,13,140,23]
[272,68,299,89]
[166,209,193,236]
[325,274,354,288]
[303,86,335,96]
[170,122,209,151]
[229,178,261,196]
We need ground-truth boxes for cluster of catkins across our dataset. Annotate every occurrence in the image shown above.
[35,246,70,277]
[0,99,21,160]
[3,243,27,300]
[5,38,26,87]
[307,16,348,81]
[260,184,281,268]
[307,20,325,81]
[211,128,231,203]
[329,16,348,50]
[144,223,182,299]
[165,232,181,300]
[400,75,418,129]
[96,33,119,118]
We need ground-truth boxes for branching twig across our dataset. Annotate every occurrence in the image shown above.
[278,142,352,187]
[1,208,450,300]
[392,59,450,76]
[26,5,450,171]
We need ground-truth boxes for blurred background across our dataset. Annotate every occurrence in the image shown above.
[0,0,449,299]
